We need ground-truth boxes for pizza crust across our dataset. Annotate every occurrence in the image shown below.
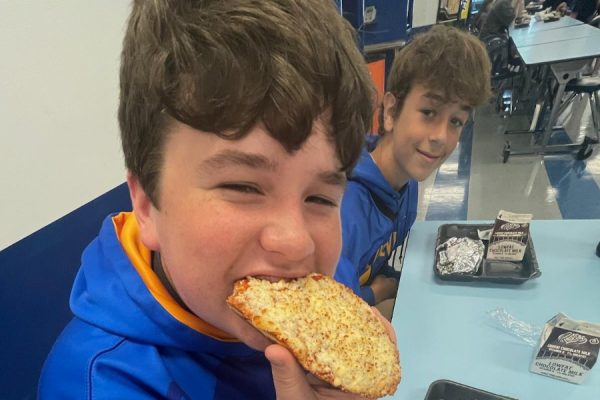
[226,273,401,397]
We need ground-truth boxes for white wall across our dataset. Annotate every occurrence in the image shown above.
[0,2,131,250]
[413,0,439,27]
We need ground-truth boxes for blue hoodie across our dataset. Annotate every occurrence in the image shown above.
[38,212,275,399]
[335,137,418,305]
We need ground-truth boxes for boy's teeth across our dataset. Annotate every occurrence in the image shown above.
[253,275,296,283]
[254,276,281,282]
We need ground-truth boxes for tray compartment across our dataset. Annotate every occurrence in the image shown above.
[434,223,541,284]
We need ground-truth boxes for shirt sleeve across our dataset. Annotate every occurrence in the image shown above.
[335,255,376,306]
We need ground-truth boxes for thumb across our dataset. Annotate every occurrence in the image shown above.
[265,344,315,400]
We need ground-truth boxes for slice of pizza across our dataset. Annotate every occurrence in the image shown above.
[226,273,400,397]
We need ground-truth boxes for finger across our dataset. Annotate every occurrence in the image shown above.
[310,385,372,400]
[264,344,315,400]
[304,373,372,400]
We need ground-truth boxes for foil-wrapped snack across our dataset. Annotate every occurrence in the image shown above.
[436,237,485,275]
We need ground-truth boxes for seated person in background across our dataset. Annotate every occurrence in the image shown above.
[480,0,517,38]
[478,0,526,34]
[474,0,497,32]
[570,0,598,22]
[334,26,492,307]
[513,0,526,17]
[38,0,385,399]
[542,0,569,13]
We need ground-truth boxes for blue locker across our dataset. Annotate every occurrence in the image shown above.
[341,0,414,51]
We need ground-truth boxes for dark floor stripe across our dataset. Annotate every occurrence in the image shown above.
[425,121,473,220]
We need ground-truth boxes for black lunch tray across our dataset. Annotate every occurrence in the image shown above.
[434,223,541,284]
[425,379,517,400]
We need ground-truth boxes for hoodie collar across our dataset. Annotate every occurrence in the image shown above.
[352,138,406,204]
[113,212,237,342]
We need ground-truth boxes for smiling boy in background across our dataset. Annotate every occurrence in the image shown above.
[335,26,492,310]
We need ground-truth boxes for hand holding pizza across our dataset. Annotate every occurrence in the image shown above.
[227,274,401,398]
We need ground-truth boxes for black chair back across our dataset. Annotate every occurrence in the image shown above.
[484,34,512,79]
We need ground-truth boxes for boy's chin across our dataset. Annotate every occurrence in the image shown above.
[233,320,274,351]
[414,166,439,182]
[240,327,274,351]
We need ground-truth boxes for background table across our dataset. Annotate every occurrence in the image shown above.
[511,23,598,49]
[504,21,600,160]
[516,34,600,66]
[387,220,600,399]
[510,16,583,38]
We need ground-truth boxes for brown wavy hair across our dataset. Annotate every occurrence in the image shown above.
[119,0,375,206]
[379,25,491,134]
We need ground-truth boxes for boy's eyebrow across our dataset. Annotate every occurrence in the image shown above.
[423,92,446,104]
[320,171,347,187]
[201,149,347,186]
[202,150,278,171]
[423,92,472,113]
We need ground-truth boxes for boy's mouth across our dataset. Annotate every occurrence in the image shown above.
[252,275,296,283]
[417,149,441,162]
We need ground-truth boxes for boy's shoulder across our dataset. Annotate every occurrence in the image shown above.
[342,179,377,219]
[39,318,124,397]
[39,318,174,399]
[39,317,275,400]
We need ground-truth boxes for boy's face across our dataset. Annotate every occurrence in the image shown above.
[382,84,471,186]
[131,120,346,350]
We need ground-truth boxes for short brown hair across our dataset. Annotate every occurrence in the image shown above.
[119,0,375,206]
[379,25,491,134]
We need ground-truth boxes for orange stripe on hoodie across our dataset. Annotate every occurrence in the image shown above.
[112,212,237,342]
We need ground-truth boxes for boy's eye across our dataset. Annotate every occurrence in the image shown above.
[450,118,465,128]
[306,195,337,207]
[421,109,435,118]
[219,183,262,194]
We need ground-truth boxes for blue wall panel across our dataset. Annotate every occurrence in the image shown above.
[0,183,131,399]
[341,0,413,49]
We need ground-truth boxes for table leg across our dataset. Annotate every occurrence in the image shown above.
[503,59,593,160]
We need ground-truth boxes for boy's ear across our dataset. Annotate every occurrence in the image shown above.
[382,92,397,133]
[127,172,160,251]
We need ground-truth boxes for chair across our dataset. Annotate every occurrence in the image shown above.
[563,75,600,159]
[503,66,600,162]
[484,34,522,115]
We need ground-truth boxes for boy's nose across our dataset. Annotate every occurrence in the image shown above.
[429,121,449,144]
[260,208,315,263]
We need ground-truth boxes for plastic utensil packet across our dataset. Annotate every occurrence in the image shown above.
[486,308,542,346]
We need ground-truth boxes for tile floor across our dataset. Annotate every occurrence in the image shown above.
[417,96,600,222]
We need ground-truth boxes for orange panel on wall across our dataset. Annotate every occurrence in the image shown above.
[367,59,385,135]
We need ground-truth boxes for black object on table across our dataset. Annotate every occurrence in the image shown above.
[434,223,541,284]
[424,380,517,400]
